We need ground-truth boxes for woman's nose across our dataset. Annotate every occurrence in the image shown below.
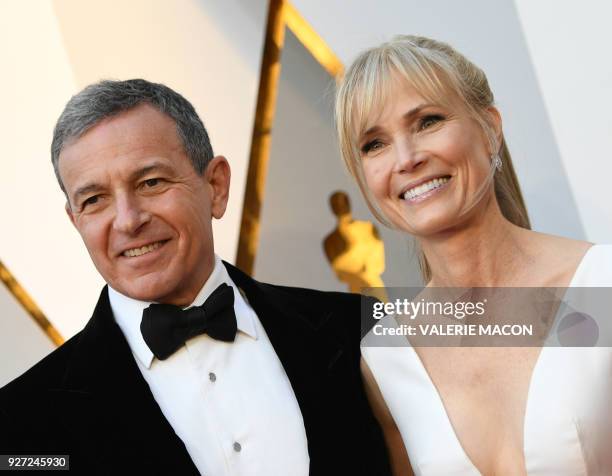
[393,140,426,174]
[112,195,151,234]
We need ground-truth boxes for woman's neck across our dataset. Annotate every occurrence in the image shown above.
[421,202,532,287]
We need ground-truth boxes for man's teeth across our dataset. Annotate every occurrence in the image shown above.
[123,241,164,257]
[403,177,449,200]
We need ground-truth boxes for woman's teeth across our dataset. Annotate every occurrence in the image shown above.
[123,241,164,257]
[403,177,449,200]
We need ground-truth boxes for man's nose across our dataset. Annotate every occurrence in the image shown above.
[112,194,151,234]
[393,139,426,174]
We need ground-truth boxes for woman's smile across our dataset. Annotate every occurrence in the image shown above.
[400,175,452,204]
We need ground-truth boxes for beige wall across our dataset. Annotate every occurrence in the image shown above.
[0,0,84,341]
[0,283,55,387]
[515,0,612,243]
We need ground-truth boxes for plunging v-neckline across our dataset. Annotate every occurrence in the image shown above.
[405,245,595,474]
[406,345,547,474]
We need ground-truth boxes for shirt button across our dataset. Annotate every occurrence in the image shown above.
[233,442,242,452]
[209,372,216,382]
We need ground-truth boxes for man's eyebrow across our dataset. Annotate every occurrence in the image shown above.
[72,183,104,204]
[128,162,175,182]
[71,162,176,204]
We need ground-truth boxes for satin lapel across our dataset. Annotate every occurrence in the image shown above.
[48,287,198,475]
[224,263,345,456]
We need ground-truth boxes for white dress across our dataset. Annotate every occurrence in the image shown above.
[362,245,612,475]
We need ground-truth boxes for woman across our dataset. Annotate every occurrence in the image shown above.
[335,35,612,475]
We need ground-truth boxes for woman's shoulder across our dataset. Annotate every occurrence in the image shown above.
[540,237,612,286]
[578,243,612,258]
[570,244,612,286]
[530,231,590,255]
[523,232,593,286]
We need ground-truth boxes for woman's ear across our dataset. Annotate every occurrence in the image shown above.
[486,106,503,153]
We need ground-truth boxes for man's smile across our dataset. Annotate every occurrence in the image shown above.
[120,239,170,258]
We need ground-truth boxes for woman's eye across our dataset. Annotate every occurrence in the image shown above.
[361,139,384,155]
[419,114,444,131]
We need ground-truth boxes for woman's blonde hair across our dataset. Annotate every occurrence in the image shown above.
[335,35,530,282]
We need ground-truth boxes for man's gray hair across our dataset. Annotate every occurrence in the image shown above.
[51,78,214,193]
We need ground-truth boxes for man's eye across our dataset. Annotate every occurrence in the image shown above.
[82,196,99,208]
[143,178,160,187]
[361,140,384,155]
[418,114,444,131]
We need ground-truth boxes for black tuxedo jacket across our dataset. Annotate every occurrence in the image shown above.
[0,262,391,475]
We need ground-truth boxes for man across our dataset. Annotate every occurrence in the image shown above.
[0,80,391,475]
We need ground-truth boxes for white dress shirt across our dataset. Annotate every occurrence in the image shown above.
[109,255,309,476]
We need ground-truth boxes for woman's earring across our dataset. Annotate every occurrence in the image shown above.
[492,154,502,172]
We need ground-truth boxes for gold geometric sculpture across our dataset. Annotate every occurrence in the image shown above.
[236,0,344,275]
[0,259,63,346]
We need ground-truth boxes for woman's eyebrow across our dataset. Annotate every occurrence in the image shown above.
[401,103,434,121]
[361,103,434,137]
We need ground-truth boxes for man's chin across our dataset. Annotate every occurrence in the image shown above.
[110,276,177,304]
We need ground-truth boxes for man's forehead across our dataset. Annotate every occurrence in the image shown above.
[63,105,180,156]
[58,106,185,189]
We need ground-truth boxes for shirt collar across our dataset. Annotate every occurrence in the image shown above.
[109,254,258,368]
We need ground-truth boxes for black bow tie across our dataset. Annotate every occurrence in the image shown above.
[140,283,237,360]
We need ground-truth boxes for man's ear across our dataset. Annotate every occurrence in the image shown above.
[65,201,77,228]
[205,155,231,219]
[486,106,503,153]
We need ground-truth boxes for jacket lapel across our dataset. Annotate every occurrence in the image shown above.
[49,287,198,474]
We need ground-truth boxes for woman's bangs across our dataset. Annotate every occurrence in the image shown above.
[351,57,395,145]
[390,51,458,110]
[351,51,457,144]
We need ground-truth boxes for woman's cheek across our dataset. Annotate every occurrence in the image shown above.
[364,163,387,198]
